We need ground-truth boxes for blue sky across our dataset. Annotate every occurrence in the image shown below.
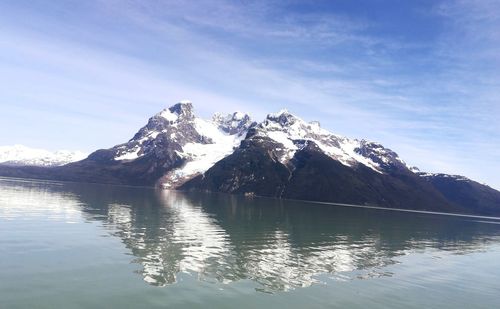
[0,0,499,189]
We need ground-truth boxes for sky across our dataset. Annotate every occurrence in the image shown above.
[0,0,499,189]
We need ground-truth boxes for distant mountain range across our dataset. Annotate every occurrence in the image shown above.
[1,101,498,216]
[0,145,87,167]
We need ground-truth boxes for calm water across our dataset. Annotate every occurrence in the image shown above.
[1,178,500,308]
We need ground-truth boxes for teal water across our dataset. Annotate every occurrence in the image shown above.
[1,177,500,308]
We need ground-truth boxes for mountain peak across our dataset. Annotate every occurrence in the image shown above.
[266,109,301,127]
[169,101,194,118]
[268,109,292,118]
[155,101,194,123]
[354,140,408,172]
[212,111,254,135]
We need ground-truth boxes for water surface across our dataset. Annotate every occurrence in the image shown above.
[1,177,500,308]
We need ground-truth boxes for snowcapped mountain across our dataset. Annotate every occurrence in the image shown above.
[47,101,255,186]
[249,109,407,173]
[0,145,87,167]
[0,101,498,216]
[112,102,250,163]
[114,102,254,188]
[179,107,455,211]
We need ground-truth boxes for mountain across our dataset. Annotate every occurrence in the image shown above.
[418,173,500,216]
[0,145,87,167]
[0,101,498,216]
[71,101,253,186]
[180,110,457,212]
[0,102,252,186]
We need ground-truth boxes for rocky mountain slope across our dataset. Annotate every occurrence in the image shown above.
[0,101,498,215]
[418,173,500,216]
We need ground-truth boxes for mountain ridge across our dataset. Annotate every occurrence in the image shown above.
[0,101,498,216]
[0,145,87,167]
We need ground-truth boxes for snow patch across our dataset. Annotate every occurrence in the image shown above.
[161,118,247,187]
[159,109,178,122]
[418,173,470,182]
[338,139,381,172]
[115,147,141,161]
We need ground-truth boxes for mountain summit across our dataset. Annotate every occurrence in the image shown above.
[0,101,498,216]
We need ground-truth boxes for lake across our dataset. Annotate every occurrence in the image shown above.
[1,177,500,308]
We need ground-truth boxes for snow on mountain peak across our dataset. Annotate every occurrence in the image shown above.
[266,109,300,127]
[254,109,409,173]
[169,101,194,119]
[212,111,254,135]
[110,102,254,187]
[268,109,291,117]
[159,109,179,122]
[0,145,87,167]
[418,172,470,182]
[157,101,195,122]
[354,140,407,171]
[233,111,245,120]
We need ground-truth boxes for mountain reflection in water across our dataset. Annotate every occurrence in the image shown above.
[1,178,500,293]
